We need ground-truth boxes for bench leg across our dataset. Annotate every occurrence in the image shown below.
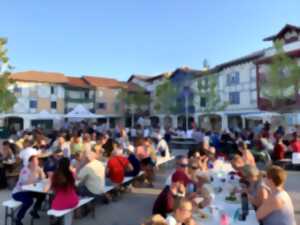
[4,207,17,225]
[4,207,8,225]
[30,216,35,225]
[63,212,73,225]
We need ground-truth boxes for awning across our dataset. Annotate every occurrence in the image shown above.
[241,111,282,121]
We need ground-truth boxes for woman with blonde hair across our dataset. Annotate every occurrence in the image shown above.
[242,165,269,209]
[256,165,296,225]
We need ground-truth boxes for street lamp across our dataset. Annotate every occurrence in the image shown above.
[183,87,190,132]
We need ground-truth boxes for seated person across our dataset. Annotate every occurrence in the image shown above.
[256,166,296,225]
[92,133,107,160]
[12,155,46,225]
[288,132,300,153]
[107,143,133,185]
[70,134,83,156]
[242,165,269,210]
[56,135,71,158]
[43,149,63,178]
[171,157,192,188]
[126,145,141,177]
[1,140,16,162]
[50,157,79,210]
[156,134,170,158]
[152,175,186,218]
[19,139,38,167]
[188,171,213,208]
[166,199,196,225]
[165,155,186,186]
[273,136,286,161]
[77,151,105,197]
[231,154,245,177]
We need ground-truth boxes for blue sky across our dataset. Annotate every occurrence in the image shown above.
[1,0,300,81]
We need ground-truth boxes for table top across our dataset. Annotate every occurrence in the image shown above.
[2,160,16,165]
[22,179,51,194]
[23,179,113,195]
[193,166,259,225]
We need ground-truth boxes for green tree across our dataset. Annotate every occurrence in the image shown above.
[117,85,150,127]
[262,40,300,109]
[196,74,227,114]
[153,79,179,115]
[0,38,16,113]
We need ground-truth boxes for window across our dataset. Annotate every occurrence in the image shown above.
[14,85,22,94]
[51,101,57,109]
[114,102,120,111]
[29,100,37,109]
[226,71,240,86]
[84,91,89,99]
[229,92,240,105]
[50,86,55,94]
[98,102,107,110]
[250,68,256,82]
[200,97,206,107]
[98,90,103,97]
[250,90,257,104]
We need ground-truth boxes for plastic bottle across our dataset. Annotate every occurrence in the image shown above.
[220,212,230,225]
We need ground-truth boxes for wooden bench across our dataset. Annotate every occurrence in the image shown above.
[2,199,22,225]
[36,171,148,225]
[47,197,94,225]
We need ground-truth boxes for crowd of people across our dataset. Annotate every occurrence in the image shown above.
[141,122,298,225]
[0,120,299,225]
[0,121,171,225]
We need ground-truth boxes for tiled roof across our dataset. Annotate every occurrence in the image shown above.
[83,76,124,89]
[66,76,90,88]
[263,24,300,41]
[10,71,68,84]
[127,73,170,82]
[215,50,265,70]
[127,74,151,82]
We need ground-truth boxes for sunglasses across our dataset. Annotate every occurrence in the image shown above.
[190,166,198,170]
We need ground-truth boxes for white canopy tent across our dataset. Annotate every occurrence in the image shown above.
[65,105,99,119]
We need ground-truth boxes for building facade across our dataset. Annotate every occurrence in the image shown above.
[2,24,300,132]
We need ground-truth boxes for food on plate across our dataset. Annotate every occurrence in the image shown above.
[197,210,209,220]
[225,192,238,202]
[225,195,237,201]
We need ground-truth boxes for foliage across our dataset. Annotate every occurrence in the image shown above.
[153,79,179,115]
[262,40,300,108]
[117,85,150,114]
[196,74,227,114]
[0,38,16,113]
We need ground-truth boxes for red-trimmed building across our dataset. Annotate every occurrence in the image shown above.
[256,24,300,113]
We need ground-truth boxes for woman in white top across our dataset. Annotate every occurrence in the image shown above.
[12,155,46,225]
[256,165,296,225]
